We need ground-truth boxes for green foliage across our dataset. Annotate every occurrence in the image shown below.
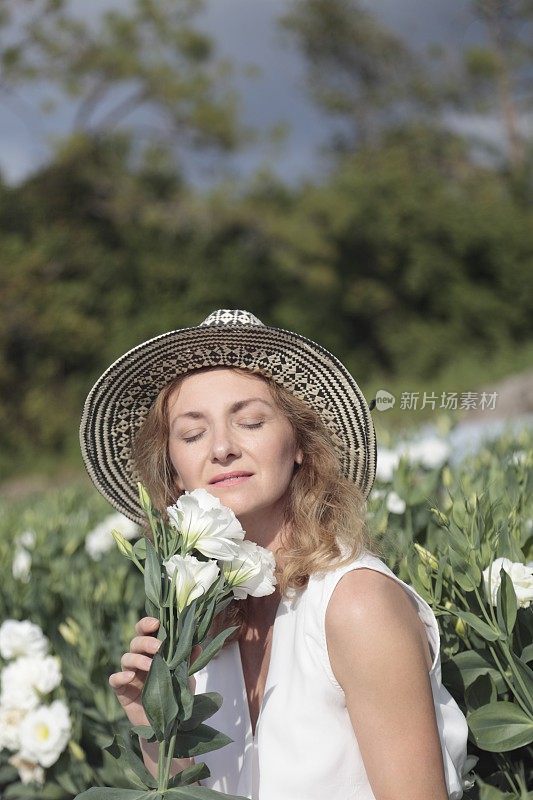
[368,427,533,797]
[1,126,533,478]
[1,429,533,795]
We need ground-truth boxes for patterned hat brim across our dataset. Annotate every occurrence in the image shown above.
[79,319,377,524]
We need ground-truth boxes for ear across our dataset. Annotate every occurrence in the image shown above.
[295,447,303,465]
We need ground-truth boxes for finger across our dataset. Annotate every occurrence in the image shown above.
[121,652,154,672]
[135,617,159,635]
[109,670,135,688]
[129,636,162,655]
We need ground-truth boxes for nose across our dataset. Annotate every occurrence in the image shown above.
[210,422,242,462]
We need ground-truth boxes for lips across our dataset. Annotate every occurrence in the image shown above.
[209,471,253,484]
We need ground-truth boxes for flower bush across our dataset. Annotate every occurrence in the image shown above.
[0,424,531,798]
[369,426,533,798]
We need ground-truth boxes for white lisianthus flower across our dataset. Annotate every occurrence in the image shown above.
[167,488,245,560]
[18,699,71,768]
[376,448,401,483]
[163,553,220,612]
[482,557,533,609]
[12,548,32,583]
[15,531,36,549]
[0,706,26,751]
[8,753,45,785]
[0,620,49,660]
[404,436,450,469]
[0,656,62,711]
[221,539,277,600]
[85,512,140,561]
[386,491,406,515]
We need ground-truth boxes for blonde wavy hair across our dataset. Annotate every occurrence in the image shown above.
[132,365,383,646]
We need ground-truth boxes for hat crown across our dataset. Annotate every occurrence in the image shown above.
[200,309,265,328]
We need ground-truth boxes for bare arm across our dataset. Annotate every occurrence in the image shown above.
[325,568,449,800]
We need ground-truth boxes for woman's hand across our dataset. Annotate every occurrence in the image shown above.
[108,615,204,782]
[108,615,203,727]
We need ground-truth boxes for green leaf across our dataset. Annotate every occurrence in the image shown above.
[133,539,147,560]
[467,700,533,750]
[104,734,158,789]
[145,597,159,617]
[451,649,505,693]
[449,610,500,641]
[476,776,516,799]
[196,594,217,642]
[130,725,156,742]
[168,598,198,670]
[172,723,234,758]
[180,692,223,731]
[465,672,496,711]
[144,539,162,606]
[73,790,157,800]
[188,626,239,674]
[167,760,210,787]
[509,651,533,699]
[521,643,533,664]
[161,788,249,799]
[141,651,179,739]
[496,567,517,638]
[174,658,195,722]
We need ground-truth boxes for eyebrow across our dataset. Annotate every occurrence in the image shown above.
[171,397,272,429]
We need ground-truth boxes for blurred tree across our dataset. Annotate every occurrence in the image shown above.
[0,0,252,171]
[1,126,532,478]
[278,0,443,152]
[458,0,533,175]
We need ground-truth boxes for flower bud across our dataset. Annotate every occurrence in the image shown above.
[111,529,134,559]
[430,507,449,527]
[414,543,438,570]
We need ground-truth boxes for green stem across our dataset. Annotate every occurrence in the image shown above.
[130,552,145,574]
[157,736,166,791]
[488,643,532,717]
[168,571,177,656]
[472,584,500,633]
[499,640,533,715]
[162,724,179,788]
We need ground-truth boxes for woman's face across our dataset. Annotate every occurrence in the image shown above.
[167,368,303,523]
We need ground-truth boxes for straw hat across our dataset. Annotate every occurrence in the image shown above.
[79,309,377,524]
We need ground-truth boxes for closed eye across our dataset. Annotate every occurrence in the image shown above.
[183,421,264,444]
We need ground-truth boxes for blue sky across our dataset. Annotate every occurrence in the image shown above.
[0,0,527,187]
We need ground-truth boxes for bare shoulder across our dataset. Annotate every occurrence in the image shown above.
[325,566,433,685]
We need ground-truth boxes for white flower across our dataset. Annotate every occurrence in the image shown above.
[167,488,245,561]
[386,491,406,515]
[12,548,32,583]
[370,488,387,501]
[0,620,49,661]
[376,448,401,482]
[18,699,71,768]
[7,753,45,785]
[0,706,26,751]
[403,437,450,469]
[482,557,533,609]
[0,656,62,711]
[221,539,277,600]
[163,553,220,612]
[15,531,36,549]
[510,450,528,466]
[85,512,140,561]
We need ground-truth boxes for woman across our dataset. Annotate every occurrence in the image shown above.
[80,308,469,800]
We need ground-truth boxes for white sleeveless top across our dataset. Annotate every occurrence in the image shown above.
[193,550,469,799]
